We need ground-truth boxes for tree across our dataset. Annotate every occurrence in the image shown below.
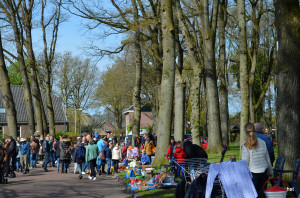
[198,0,223,153]
[131,0,143,145]
[94,57,134,128]
[0,32,18,139]
[39,0,63,136]
[275,0,300,169]
[218,0,229,145]
[237,0,249,149]
[0,0,36,136]
[153,0,175,166]
[17,0,48,135]
[7,63,23,85]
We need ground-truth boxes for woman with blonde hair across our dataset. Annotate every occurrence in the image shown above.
[242,122,273,198]
[112,143,122,173]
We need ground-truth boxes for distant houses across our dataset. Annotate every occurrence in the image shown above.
[123,104,153,135]
[0,86,68,138]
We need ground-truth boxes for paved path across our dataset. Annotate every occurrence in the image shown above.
[0,165,131,198]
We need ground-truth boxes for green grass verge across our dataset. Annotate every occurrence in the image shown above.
[137,188,175,198]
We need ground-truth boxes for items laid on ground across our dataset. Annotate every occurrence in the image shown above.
[121,159,177,191]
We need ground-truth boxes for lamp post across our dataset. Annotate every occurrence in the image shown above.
[75,108,82,133]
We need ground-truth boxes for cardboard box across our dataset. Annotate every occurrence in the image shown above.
[142,164,152,171]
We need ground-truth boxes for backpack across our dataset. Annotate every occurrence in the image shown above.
[77,146,85,160]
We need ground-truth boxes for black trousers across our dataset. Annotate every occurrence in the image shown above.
[5,155,16,175]
[112,160,119,172]
[252,171,268,198]
[89,159,96,177]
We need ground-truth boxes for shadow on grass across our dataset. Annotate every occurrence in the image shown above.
[138,188,175,198]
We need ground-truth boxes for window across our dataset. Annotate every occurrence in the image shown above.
[0,108,5,114]
[17,126,21,138]
[0,126,3,138]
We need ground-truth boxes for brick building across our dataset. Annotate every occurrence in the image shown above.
[123,105,153,135]
[0,86,67,138]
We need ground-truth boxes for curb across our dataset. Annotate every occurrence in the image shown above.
[115,175,143,198]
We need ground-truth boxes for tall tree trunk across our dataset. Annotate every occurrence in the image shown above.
[153,0,175,166]
[174,68,185,142]
[199,0,223,153]
[176,0,202,145]
[131,0,142,146]
[218,0,229,145]
[174,14,185,142]
[20,1,47,136]
[275,0,300,170]
[45,77,55,136]
[3,2,36,136]
[40,0,62,137]
[0,32,18,139]
[190,68,201,145]
[237,0,249,149]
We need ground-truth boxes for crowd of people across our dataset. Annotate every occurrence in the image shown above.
[0,131,158,182]
[0,123,277,197]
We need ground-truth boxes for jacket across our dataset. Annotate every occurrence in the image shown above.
[104,146,112,159]
[255,132,275,164]
[5,139,16,157]
[166,143,175,158]
[242,138,273,175]
[30,141,38,153]
[49,140,53,152]
[112,146,122,160]
[42,140,50,153]
[20,142,30,155]
[144,141,154,156]
[85,143,98,162]
[54,141,61,157]
[174,147,187,164]
[59,139,71,160]
[74,143,85,163]
[97,139,105,153]
[141,154,149,164]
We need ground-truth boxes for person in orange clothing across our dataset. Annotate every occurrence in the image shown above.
[173,141,187,178]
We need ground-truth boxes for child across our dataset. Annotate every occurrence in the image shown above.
[112,143,122,173]
[141,150,149,165]
[105,141,113,174]
[174,141,187,178]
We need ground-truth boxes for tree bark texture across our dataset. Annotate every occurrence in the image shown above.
[174,13,185,143]
[218,0,229,145]
[275,0,300,170]
[174,67,185,142]
[199,0,223,153]
[237,0,249,148]
[131,0,142,146]
[190,67,201,146]
[153,0,175,166]
[0,32,18,139]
